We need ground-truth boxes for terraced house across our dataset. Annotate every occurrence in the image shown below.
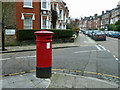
[3,0,70,30]
[110,4,120,24]
[51,0,70,29]
[2,0,70,46]
[16,0,40,30]
[79,1,120,30]
[40,0,70,29]
[101,10,111,29]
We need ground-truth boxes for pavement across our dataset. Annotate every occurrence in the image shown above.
[0,33,96,53]
[0,43,79,53]
[0,34,119,88]
[1,72,118,88]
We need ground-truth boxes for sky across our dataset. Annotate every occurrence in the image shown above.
[64,0,120,19]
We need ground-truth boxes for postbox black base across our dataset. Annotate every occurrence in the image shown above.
[36,67,51,78]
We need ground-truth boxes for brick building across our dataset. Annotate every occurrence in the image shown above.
[2,0,70,46]
[16,0,40,30]
[79,1,120,30]
[3,0,69,30]
[101,10,111,29]
[110,5,120,24]
[51,0,70,29]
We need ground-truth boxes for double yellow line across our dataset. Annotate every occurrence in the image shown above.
[52,69,120,79]
[0,69,120,79]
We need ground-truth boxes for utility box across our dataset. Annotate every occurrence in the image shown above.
[34,30,54,78]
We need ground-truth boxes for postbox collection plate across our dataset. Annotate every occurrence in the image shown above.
[47,42,50,49]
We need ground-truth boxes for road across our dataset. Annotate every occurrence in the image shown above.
[96,36,118,58]
[1,33,119,83]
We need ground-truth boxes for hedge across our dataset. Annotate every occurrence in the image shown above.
[18,29,74,41]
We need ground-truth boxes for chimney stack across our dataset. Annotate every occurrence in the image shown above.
[94,14,97,18]
[102,11,104,15]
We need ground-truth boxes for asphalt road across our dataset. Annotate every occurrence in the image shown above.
[1,34,119,83]
[52,46,118,76]
[96,36,118,58]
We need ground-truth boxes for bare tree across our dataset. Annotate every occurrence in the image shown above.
[51,10,58,29]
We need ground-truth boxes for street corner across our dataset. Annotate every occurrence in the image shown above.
[1,72,51,88]
[49,73,118,88]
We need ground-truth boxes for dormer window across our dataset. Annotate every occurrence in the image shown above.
[23,0,33,8]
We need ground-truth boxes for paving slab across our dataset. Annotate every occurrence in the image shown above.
[48,73,118,88]
[2,72,51,88]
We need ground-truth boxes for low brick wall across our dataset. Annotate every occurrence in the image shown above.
[5,29,17,46]
[5,35,17,46]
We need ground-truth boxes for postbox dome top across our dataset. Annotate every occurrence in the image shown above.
[34,30,54,36]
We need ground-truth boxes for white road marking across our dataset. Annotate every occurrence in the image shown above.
[107,50,110,52]
[74,50,103,53]
[0,58,10,61]
[95,45,102,51]
[113,55,119,61]
[16,55,36,59]
[98,45,107,51]
[113,56,116,58]
[0,55,36,60]
[116,58,119,61]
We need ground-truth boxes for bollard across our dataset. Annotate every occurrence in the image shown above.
[34,30,54,78]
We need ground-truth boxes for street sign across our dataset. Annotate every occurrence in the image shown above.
[5,29,16,35]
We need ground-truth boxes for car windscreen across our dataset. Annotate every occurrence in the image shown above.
[96,33,104,35]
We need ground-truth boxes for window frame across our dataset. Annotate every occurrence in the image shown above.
[23,0,33,8]
[41,0,50,10]
[42,0,47,9]
[24,17,33,29]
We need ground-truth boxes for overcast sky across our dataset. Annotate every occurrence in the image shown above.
[64,0,120,19]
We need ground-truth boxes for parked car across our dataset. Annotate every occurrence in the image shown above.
[88,30,93,37]
[112,31,120,38]
[85,31,89,35]
[118,33,120,39]
[104,31,109,35]
[107,31,115,37]
[91,30,99,39]
[93,32,106,41]
[83,30,86,34]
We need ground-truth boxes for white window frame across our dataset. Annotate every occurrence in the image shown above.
[23,0,33,8]
[115,17,118,22]
[41,0,50,10]
[42,0,47,8]
[42,18,47,29]
[24,17,33,29]
[41,15,51,29]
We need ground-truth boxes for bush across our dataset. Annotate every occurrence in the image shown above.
[18,29,74,41]
[72,27,79,35]
[108,24,120,31]
[115,25,120,31]
[93,28,97,30]
[100,28,105,31]
[107,24,115,31]
[88,28,92,30]
[66,23,72,29]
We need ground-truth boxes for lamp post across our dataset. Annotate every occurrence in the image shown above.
[0,21,5,51]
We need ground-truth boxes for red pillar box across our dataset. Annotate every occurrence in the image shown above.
[34,30,54,78]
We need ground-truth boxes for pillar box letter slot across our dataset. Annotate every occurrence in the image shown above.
[34,30,54,78]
